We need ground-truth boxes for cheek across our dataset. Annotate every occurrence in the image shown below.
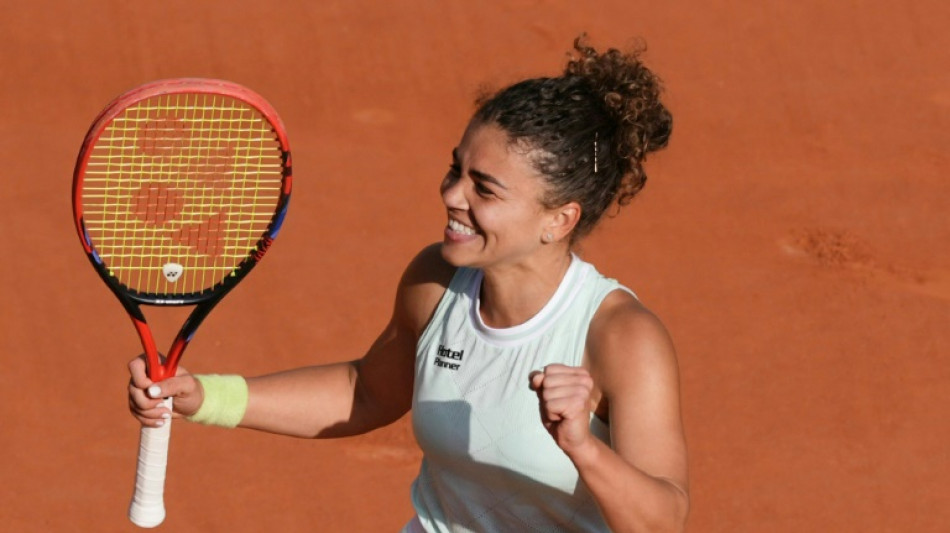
[479,201,544,237]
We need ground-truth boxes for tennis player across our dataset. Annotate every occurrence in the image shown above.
[130,36,689,532]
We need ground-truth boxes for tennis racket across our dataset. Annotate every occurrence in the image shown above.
[72,79,292,527]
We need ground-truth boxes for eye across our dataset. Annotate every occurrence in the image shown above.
[473,180,494,197]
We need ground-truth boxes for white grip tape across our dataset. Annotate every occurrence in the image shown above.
[128,396,173,528]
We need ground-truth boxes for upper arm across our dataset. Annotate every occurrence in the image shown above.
[349,243,455,430]
[242,245,454,438]
[587,291,689,493]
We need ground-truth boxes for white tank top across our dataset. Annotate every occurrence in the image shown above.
[409,255,633,532]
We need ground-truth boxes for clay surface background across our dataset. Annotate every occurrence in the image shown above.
[1,1,947,531]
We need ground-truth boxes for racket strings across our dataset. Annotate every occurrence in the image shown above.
[82,93,285,296]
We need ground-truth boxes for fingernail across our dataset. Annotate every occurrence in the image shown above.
[161,413,171,420]
[147,385,162,398]
[155,420,165,427]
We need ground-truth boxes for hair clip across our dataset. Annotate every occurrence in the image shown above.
[593,132,599,174]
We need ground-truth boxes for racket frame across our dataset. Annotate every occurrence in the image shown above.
[72,79,293,527]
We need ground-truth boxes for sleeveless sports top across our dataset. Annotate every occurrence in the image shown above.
[409,255,634,532]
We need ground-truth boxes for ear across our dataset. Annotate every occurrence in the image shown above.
[544,201,581,242]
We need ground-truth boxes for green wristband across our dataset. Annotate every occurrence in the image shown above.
[187,374,249,428]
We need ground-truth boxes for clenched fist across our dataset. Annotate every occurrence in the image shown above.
[529,364,597,455]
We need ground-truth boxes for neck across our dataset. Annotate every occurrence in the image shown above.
[478,248,574,328]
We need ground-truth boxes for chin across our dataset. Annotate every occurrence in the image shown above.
[440,241,482,269]
[439,242,467,267]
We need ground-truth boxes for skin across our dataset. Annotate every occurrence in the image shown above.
[129,122,689,532]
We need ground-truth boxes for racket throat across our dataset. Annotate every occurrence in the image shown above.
[131,317,178,382]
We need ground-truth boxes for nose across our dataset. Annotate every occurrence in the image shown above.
[440,173,468,210]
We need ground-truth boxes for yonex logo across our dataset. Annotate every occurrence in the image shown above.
[434,344,463,371]
[162,262,184,282]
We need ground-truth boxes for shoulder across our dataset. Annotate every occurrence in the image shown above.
[394,243,457,335]
[585,286,690,502]
[586,289,678,395]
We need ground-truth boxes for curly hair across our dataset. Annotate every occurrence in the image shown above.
[472,35,672,240]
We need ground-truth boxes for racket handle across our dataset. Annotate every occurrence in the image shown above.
[128,397,173,528]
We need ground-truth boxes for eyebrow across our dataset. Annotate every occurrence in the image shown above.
[452,148,508,190]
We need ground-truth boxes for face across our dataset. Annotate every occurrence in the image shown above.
[439,122,560,269]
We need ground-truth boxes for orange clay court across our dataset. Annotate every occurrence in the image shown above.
[0,1,947,531]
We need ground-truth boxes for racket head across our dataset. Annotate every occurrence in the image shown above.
[73,79,292,306]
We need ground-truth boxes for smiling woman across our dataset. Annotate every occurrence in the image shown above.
[128,35,687,533]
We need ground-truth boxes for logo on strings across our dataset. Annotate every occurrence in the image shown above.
[162,263,184,282]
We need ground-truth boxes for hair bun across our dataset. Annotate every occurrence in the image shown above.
[563,35,671,206]
[566,35,671,159]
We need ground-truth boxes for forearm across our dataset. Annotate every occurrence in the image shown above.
[569,438,689,533]
[239,362,364,438]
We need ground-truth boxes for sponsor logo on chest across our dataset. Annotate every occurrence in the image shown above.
[434,344,464,371]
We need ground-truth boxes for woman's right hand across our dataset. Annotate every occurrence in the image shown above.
[127,356,204,427]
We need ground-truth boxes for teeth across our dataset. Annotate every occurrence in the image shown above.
[448,219,476,236]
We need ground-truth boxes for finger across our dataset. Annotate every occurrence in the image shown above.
[528,370,545,391]
[129,397,173,425]
[541,398,590,422]
[542,393,589,414]
[534,372,588,405]
[537,382,594,416]
[128,356,154,390]
[535,374,594,398]
[537,391,584,420]
[538,379,591,403]
[539,363,588,376]
[536,367,592,394]
[129,380,164,411]
[130,403,171,428]
[145,374,197,401]
[128,390,171,429]
[539,384,594,406]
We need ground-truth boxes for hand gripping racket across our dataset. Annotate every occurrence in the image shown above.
[72,79,292,527]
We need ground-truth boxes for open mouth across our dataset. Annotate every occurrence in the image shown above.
[448,218,477,236]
